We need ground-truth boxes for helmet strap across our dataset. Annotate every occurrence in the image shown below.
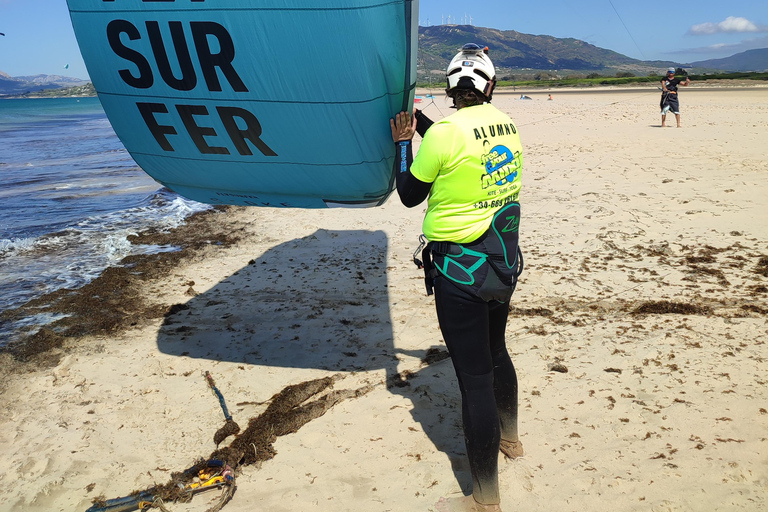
[484,79,496,101]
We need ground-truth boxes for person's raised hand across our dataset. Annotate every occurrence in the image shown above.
[390,110,417,142]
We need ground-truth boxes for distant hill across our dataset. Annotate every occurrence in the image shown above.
[688,48,768,72]
[417,25,678,77]
[18,83,96,98]
[0,71,89,96]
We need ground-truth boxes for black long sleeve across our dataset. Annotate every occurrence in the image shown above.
[393,140,431,207]
[415,109,433,137]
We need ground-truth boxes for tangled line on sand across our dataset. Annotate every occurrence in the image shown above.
[89,373,376,512]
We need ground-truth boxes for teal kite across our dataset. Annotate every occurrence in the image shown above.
[66,0,419,208]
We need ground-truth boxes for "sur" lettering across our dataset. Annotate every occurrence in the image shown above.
[107,19,246,92]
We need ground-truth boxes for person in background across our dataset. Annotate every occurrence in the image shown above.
[390,43,525,512]
[661,67,691,127]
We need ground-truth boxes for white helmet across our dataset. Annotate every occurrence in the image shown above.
[446,43,496,99]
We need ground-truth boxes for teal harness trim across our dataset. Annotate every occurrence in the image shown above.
[435,246,488,285]
[491,203,520,269]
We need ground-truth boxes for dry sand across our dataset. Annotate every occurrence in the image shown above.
[1,84,767,512]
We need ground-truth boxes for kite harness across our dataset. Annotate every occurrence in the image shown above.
[414,201,524,302]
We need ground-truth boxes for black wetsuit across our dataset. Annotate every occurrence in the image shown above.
[395,109,521,505]
[433,274,520,503]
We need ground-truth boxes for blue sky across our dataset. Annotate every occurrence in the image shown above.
[0,0,766,80]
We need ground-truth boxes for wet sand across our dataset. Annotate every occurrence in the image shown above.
[1,85,767,511]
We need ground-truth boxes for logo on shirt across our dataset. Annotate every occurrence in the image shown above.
[481,142,520,189]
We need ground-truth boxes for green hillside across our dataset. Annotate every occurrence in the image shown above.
[418,25,677,79]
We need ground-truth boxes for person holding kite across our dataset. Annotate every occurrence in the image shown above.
[661,67,691,128]
[390,43,525,512]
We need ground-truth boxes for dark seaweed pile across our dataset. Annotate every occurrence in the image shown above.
[1,207,240,369]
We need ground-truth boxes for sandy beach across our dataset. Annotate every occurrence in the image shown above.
[1,84,767,512]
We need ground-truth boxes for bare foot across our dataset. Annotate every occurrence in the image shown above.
[435,495,502,512]
[499,438,524,459]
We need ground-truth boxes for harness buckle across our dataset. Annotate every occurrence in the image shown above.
[413,234,427,269]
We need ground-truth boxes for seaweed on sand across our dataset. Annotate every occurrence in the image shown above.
[631,300,712,316]
[90,374,375,511]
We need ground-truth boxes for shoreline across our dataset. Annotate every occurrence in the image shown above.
[492,84,768,95]
[1,88,766,512]
[3,78,766,100]
[422,78,768,94]
[0,206,238,372]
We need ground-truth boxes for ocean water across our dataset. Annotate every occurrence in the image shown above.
[0,97,209,334]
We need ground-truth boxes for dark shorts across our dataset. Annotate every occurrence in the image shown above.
[661,93,680,114]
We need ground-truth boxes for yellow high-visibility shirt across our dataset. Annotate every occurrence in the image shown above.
[410,103,523,243]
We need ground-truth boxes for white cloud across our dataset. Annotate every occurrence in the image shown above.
[689,16,767,35]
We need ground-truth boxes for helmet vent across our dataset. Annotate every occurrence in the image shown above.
[456,76,476,89]
[474,69,490,81]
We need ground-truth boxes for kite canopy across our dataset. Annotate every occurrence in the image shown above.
[66,0,419,207]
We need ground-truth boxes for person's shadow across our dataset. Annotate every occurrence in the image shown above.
[156,228,471,492]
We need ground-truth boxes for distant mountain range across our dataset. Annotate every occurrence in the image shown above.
[688,48,768,72]
[417,25,677,75]
[417,25,768,75]
[2,26,765,96]
[0,72,89,96]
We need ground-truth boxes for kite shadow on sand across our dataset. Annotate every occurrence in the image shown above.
[156,228,473,494]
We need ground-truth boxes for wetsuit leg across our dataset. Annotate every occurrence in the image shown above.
[489,301,519,442]
[433,276,508,505]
